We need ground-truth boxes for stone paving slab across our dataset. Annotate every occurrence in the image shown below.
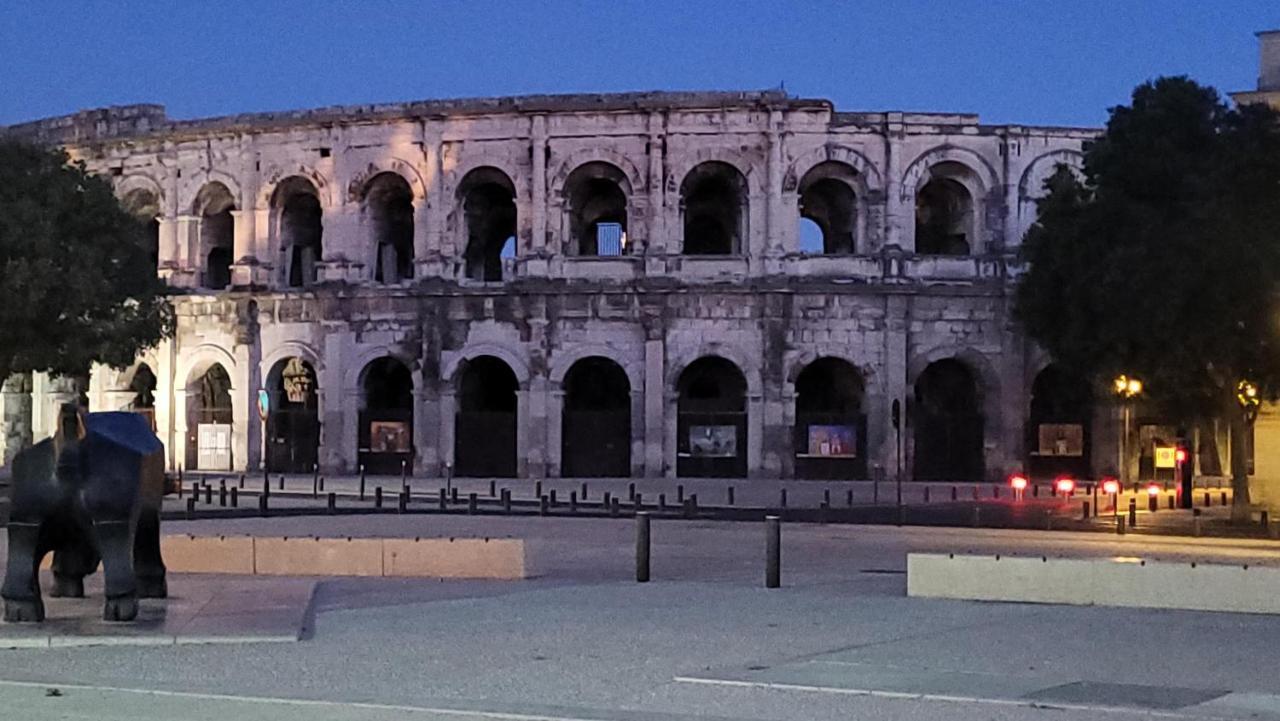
[0,572,314,649]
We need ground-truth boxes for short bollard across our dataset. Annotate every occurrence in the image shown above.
[924,486,931,503]
[603,491,612,508]
[400,460,408,492]
[581,482,588,500]
[535,481,542,498]
[204,484,213,505]
[1168,493,1176,510]
[450,487,459,503]
[549,489,558,506]
[570,491,578,513]
[398,491,408,513]
[634,493,643,512]
[439,489,447,510]
[540,495,549,516]
[279,475,285,491]
[185,497,195,520]
[1261,510,1270,529]
[375,486,383,509]
[238,473,245,489]
[230,487,238,507]
[1204,491,1211,507]
[406,484,412,500]
[327,492,336,514]
[658,493,666,510]
[218,485,227,507]
[1193,508,1203,537]
[489,480,496,497]
[1082,501,1090,520]
[951,486,958,501]
[780,489,788,508]
[846,489,854,507]
[312,472,318,498]
[1128,498,1138,528]
[178,481,183,499]
[628,482,636,501]
[1033,484,1039,498]
[728,486,736,505]
[319,476,325,492]
[677,484,685,504]
[765,516,781,589]
[359,465,366,501]
[263,476,270,499]
[502,489,512,514]
[468,493,478,515]
[1117,516,1127,535]
[610,497,621,517]
[258,493,269,517]
[824,489,831,506]
[636,512,651,583]
[1222,491,1229,506]
[689,493,698,511]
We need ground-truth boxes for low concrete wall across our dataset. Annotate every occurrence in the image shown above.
[907,553,1280,615]
[156,535,530,579]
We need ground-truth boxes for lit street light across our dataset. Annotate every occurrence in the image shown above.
[1114,375,1143,485]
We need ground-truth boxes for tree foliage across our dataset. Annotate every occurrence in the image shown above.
[0,139,173,387]
[1016,77,1280,513]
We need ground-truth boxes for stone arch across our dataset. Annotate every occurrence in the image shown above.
[346,346,420,394]
[908,345,1001,407]
[443,155,524,202]
[114,173,165,207]
[550,149,644,199]
[556,161,634,256]
[791,356,868,479]
[452,165,518,281]
[260,340,323,381]
[1015,149,1086,245]
[179,344,238,391]
[784,349,876,389]
[549,344,641,392]
[347,158,427,203]
[180,170,243,215]
[257,164,335,209]
[667,148,763,197]
[442,343,531,388]
[667,343,762,399]
[560,356,633,478]
[783,144,883,194]
[900,145,1000,199]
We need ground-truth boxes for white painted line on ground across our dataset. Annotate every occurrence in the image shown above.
[0,679,616,721]
[673,676,1242,721]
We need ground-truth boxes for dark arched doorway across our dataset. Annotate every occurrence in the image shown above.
[794,358,866,479]
[186,364,233,471]
[359,357,414,475]
[677,357,747,478]
[455,356,518,477]
[266,357,319,473]
[1027,364,1092,480]
[913,358,983,481]
[561,357,631,477]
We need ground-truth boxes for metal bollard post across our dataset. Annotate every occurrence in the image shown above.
[1260,510,1270,529]
[581,482,588,500]
[535,481,542,498]
[489,480,496,497]
[1117,515,1126,535]
[570,491,578,513]
[451,487,459,503]
[398,491,408,514]
[406,484,412,501]
[1204,491,1211,507]
[1222,491,1229,506]
[319,476,325,493]
[972,485,980,501]
[375,486,383,509]
[1033,483,1040,498]
[327,492,336,514]
[677,484,685,504]
[636,512,651,583]
[540,495,549,516]
[951,486,958,501]
[219,484,227,507]
[238,473,245,489]
[924,486,931,503]
[728,486,735,505]
[400,460,408,493]
[1168,493,1176,510]
[603,491,612,509]
[1128,498,1138,528]
[258,492,268,517]
[185,497,195,520]
[502,489,511,514]
[658,493,666,510]
[780,488,787,508]
[230,486,238,507]
[359,465,366,501]
[634,493,643,513]
[263,476,270,499]
[846,489,854,507]
[205,484,212,505]
[178,480,183,499]
[629,482,636,501]
[549,489,557,506]
[1082,501,1090,520]
[312,466,319,497]
[765,516,781,589]
[279,475,285,491]
[824,489,831,506]
[468,493,478,515]
[1193,508,1203,537]
[611,497,621,517]
[439,489,447,510]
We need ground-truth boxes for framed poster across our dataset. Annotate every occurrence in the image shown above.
[807,425,857,458]
[196,423,232,470]
[689,425,737,458]
[370,420,411,453]
[1037,423,1083,457]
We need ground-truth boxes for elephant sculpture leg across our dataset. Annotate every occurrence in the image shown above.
[50,539,99,599]
[91,519,138,622]
[133,508,166,599]
[1,521,46,623]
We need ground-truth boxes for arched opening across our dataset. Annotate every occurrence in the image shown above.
[561,357,631,477]
[1027,364,1092,480]
[273,177,323,288]
[794,358,866,479]
[194,182,236,290]
[121,189,160,270]
[681,162,747,255]
[186,363,233,471]
[129,363,157,431]
[459,168,517,282]
[454,356,518,477]
[915,176,974,255]
[359,357,414,475]
[677,356,747,478]
[912,358,983,481]
[798,163,858,254]
[363,173,415,284]
[265,357,319,473]
[564,162,629,256]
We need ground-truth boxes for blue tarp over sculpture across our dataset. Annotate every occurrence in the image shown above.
[2,404,167,622]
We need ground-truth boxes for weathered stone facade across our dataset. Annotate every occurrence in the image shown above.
[1,90,1098,481]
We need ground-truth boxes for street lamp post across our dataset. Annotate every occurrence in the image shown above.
[1113,375,1143,486]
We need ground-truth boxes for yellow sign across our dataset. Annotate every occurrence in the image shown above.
[1154,446,1176,469]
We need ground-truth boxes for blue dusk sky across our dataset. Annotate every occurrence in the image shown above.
[1,1,1277,128]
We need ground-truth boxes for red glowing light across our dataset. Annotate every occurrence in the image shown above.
[1055,477,1076,494]
[1175,449,1188,463]
[1009,474,1029,491]
[1146,483,1161,497]
[1102,478,1120,495]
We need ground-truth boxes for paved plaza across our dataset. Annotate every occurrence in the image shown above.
[0,515,1278,720]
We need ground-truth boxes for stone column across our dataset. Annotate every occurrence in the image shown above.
[762,109,785,275]
[525,114,549,278]
[524,376,549,480]
[881,295,909,482]
[419,134,447,278]
[630,388,645,478]
[173,387,189,471]
[0,374,32,466]
[547,388,564,478]
[322,331,348,473]
[883,114,908,251]
[438,389,456,473]
[645,112,667,276]
[747,390,765,479]
[515,387,531,478]
[156,216,179,270]
[170,214,200,288]
[231,345,252,473]
[644,338,665,478]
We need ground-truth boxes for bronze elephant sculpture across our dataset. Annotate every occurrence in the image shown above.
[2,403,166,622]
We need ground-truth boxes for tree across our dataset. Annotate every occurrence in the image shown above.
[0,139,173,400]
[1016,77,1280,520]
